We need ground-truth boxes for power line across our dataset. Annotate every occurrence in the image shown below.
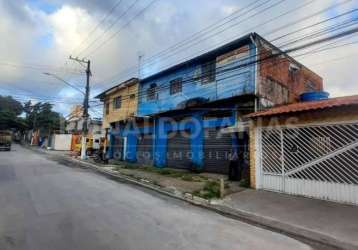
[99,0,353,88]
[100,4,357,91]
[142,0,287,67]
[76,0,140,57]
[96,24,358,105]
[140,0,271,64]
[82,0,159,58]
[0,61,84,75]
[138,1,355,79]
[71,0,124,55]
[96,0,288,85]
[43,72,85,95]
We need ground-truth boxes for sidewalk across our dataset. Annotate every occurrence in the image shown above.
[222,189,358,250]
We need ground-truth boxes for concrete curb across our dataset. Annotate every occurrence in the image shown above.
[28,146,354,250]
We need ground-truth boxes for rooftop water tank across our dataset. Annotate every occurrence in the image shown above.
[300,91,330,102]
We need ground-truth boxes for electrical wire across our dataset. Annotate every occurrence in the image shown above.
[99,5,357,91]
[94,24,358,106]
[0,62,84,75]
[98,0,354,88]
[76,0,140,57]
[81,0,159,58]
[96,0,289,85]
[71,0,124,55]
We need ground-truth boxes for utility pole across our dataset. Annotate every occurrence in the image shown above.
[69,56,91,160]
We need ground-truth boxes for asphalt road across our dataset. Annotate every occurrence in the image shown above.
[0,144,312,250]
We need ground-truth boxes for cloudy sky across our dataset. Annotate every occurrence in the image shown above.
[0,0,357,117]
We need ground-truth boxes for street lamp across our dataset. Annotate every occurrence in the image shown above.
[43,72,85,95]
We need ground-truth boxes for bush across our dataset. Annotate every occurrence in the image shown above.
[193,181,220,200]
[158,169,173,175]
[239,178,250,188]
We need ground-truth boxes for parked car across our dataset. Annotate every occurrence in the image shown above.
[0,130,12,151]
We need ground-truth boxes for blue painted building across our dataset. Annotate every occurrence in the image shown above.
[103,32,323,174]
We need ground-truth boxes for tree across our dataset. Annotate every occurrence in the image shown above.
[0,96,25,130]
[24,101,63,133]
[0,96,23,116]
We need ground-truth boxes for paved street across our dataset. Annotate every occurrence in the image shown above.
[0,145,311,250]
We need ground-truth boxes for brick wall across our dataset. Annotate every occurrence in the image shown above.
[249,124,257,188]
[257,43,323,109]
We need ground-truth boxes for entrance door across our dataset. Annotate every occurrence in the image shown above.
[203,127,233,174]
[167,130,192,169]
[113,136,123,160]
[137,134,153,165]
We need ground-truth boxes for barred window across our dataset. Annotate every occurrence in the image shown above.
[147,83,157,101]
[201,60,216,84]
[113,96,122,109]
[105,102,110,115]
[170,78,182,95]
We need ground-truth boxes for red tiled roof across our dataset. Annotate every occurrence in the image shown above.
[246,95,358,118]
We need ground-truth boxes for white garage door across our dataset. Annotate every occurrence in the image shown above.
[258,121,358,205]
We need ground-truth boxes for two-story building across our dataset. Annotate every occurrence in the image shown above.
[98,32,323,175]
[96,78,139,160]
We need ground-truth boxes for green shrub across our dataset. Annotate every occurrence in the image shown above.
[193,181,220,200]
[239,178,250,188]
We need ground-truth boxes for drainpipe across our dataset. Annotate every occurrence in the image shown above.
[250,34,259,112]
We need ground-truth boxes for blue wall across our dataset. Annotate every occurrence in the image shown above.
[138,42,256,116]
[109,106,237,169]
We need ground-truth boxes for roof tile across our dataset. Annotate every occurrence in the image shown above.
[246,95,358,118]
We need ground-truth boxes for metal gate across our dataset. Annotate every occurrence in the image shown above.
[137,134,153,165]
[203,128,233,174]
[167,130,192,169]
[259,122,358,205]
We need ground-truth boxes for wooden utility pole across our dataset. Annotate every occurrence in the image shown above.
[69,56,91,160]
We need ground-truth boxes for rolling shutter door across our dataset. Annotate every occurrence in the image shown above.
[137,134,153,165]
[113,136,123,160]
[204,128,232,174]
[167,130,192,169]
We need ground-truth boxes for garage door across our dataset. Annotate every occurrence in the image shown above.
[113,136,123,160]
[204,127,233,174]
[137,134,153,165]
[259,122,358,205]
[167,130,192,169]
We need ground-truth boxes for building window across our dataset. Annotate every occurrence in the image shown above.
[113,96,122,109]
[170,78,182,95]
[105,102,110,115]
[130,94,136,99]
[201,60,216,84]
[305,81,316,92]
[147,83,157,101]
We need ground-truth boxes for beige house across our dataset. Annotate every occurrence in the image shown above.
[96,78,139,129]
[246,95,358,205]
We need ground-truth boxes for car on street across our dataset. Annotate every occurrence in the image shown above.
[0,130,12,151]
